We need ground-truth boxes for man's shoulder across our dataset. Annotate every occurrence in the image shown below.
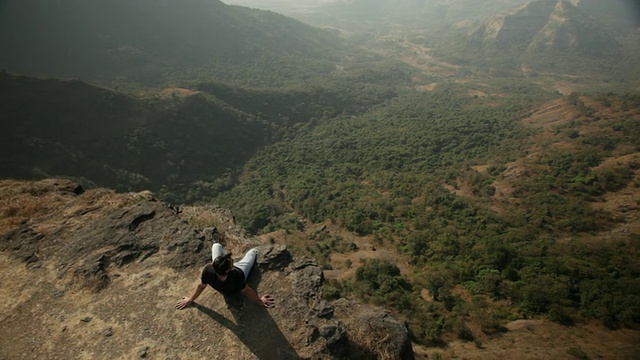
[231,266,246,278]
[202,263,215,274]
[201,264,216,282]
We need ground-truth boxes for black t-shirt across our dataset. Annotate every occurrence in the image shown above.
[201,264,246,294]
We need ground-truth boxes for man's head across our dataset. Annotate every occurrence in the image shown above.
[213,253,233,275]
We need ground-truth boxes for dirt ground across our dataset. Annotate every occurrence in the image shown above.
[0,182,339,359]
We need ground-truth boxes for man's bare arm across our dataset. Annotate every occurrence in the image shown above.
[175,283,207,310]
[241,285,275,308]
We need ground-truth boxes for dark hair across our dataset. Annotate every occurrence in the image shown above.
[213,253,233,275]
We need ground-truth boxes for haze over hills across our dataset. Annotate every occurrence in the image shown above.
[402,0,638,80]
[314,0,531,24]
[0,0,346,86]
[246,0,639,81]
[248,0,639,31]
[575,0,640,32]
[221,0,336,16]
[2,0,635,84]
[1,0,640,358]
[463,0,624,73]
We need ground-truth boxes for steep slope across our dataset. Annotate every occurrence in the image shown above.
[451,0,626,75]
[471,0,557,46]
[0,179,414,359]
[0,0,345,86]
[522,0,624,72]
[0,72,273,200]
[0,71,406,203]
[207,80,640,348]
[573,0,640,35]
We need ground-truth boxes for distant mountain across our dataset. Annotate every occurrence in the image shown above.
[323,0,638,31]
[573,0,640,35]
[0,0,345,86]
[222,0,336,16]
[472,0,621,53]
[451,0,628,76]
[522,0,623,69]
[471,0,557,45]
[316,0,530,25]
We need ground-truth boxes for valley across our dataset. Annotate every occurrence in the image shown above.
[1,0,639,358]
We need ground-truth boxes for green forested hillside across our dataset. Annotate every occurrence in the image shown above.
[3,69,638,346]
[195,65,411,127]
[213,81,555,232]
[209,84,640,344]
[434,0,631,77]
[0,0,345,87]
[0,73,273,192]
[0,66,409,199]
[1,0,639,351]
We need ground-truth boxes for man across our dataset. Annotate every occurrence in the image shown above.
[175,243,275,310]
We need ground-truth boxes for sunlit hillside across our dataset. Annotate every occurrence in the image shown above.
[0,0,639,358]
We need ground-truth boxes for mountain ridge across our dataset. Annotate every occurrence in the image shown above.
[0,71,402,202]
[524,0,622,60]
[0,72,273,197]
[462,0,625,74]
[0,0,345,86]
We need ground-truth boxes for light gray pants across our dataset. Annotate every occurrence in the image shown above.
[211,243,258,280]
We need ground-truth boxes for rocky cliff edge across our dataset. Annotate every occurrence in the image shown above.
[0,179,413,359]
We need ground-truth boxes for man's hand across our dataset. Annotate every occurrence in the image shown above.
[260,294,275,308]
[175,297,193,310]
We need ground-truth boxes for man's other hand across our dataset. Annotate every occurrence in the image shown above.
[260,294,275,308]
[175,297,193,310]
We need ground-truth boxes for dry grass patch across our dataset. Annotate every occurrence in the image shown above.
[0,179,162,235]
[0,180,70,232]
[348,326,401,360]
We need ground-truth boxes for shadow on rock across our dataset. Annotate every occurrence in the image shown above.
[193,266,299,360]
[193,303,299,360]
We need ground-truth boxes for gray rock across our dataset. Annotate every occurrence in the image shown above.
[313,299,334,319]
[320,322,349,357]
[103,327,114,337]
[257,244,292,270]
[290,258,323,300]
[334,299,414,359]
[0,180,415,359]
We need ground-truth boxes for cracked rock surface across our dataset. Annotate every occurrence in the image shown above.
[0,179,413,359]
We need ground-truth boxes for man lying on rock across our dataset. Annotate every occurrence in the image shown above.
[175,243,275,310]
